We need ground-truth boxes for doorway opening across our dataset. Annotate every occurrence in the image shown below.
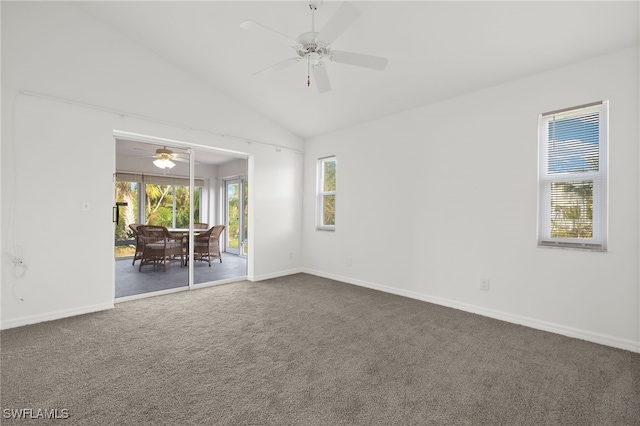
[114,133,249,300]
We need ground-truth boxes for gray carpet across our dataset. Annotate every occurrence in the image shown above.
[1,274,639,425]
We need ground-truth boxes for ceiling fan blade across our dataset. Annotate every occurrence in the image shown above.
[318,2,362,45]
[331,50,388,70]
[252,57,301,76]
[240,20,298,48]
[124,154,154,159]
[171,157,201,165]
[312,62,332,93]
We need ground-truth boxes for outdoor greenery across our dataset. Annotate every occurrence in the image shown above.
[243,180,248,254]
[227,183,240,249]
[144,184,199,228]
[322,160,336,226]
[550,181,593,238]
[114,181,200,257]
[224,180,249,251]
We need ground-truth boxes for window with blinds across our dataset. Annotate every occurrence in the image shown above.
[538,101,608,250]
[317,156,336,230]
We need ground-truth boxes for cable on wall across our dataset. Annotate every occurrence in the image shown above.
[6,92,28,301]
[18,90,303,154]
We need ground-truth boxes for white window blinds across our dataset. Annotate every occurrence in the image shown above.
[538,101,608,250]
[115,172,204,187]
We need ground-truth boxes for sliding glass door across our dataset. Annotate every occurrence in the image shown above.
[114,141,193,298]
[115,137,249,298]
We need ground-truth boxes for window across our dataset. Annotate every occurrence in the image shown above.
[537,101,608,250]
[317,156,336,230]
[114,173,204,257]
[144,183,200,228]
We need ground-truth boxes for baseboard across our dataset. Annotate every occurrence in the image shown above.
[1,302,115,330]
[249,267,304,282]
[303,268,640,353]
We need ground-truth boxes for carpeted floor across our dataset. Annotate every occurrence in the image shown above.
[1,273,639,425]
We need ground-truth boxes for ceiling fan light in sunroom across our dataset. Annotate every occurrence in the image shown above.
[153,158,176,169]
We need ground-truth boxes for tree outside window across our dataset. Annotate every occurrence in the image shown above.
[317,157,336,230]
[114,180,201,257]
[538,101,607,250]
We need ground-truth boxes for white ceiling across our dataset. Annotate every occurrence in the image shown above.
[116,138,235,164]
[75,1,639,140]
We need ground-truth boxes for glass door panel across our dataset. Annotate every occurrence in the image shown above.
[114,181,139,258]
[226,180,240,255]
[114,140,190,298]
[242,179,248,257]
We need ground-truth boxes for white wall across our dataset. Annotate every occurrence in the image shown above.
[1,2,304,328]
[303,46,640,352]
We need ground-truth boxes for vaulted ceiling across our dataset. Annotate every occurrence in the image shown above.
[75,1,639,140]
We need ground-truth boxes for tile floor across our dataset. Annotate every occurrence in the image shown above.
[115,253,247,298]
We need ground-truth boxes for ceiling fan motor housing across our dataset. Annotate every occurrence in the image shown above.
[156,147,174,158]
[296,32,329,58]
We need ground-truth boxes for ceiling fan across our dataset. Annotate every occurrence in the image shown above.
[240,1,388,93]
[128,146,195,170]
[151,147,183,169]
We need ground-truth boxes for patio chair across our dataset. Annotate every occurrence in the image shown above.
[194,222,209,229]
[137,225,185,272]
[186,225,225,266]
[129,223,144,265]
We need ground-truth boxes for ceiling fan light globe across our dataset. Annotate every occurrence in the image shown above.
[153,158,176,169]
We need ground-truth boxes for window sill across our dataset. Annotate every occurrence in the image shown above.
[316,226,335,232]
[538,240,606,252]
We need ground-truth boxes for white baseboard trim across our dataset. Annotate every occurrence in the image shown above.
[1,302,115,330]
[303,268,640,353]
[249,267,304,282]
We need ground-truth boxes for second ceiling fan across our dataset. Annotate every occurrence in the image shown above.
[240,1,388,93]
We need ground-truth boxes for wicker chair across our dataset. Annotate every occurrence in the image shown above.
[129,223,144,265]
[137,225,185,272]
[186,225,225,266]
[194,222,209,229]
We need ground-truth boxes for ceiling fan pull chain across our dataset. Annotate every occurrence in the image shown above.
[307,54,311,87]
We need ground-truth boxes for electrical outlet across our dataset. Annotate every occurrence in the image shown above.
[480,278,490,291]
[346,257,353,267]
[289,252,294,260]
